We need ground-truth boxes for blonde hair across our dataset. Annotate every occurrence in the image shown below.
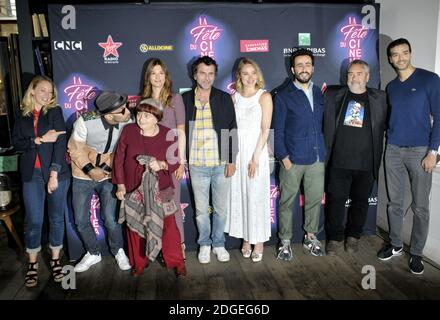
[21,75,58,116]
[235,58,265,94]
[142,58,173,108]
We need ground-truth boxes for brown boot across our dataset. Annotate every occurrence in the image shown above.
[326,240,344,256]
[345,237,359,254]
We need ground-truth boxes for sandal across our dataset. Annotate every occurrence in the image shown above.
[251,251,263,263]
[241,241,252,259]
[24,262,38,288]
[251,243,264,262]
[50,258,64,283]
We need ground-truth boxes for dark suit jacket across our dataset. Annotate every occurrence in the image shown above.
[182,86,238,164]
[323,86,387,178]
[12,106,71,182]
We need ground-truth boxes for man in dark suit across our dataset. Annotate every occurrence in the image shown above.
[323,59,387,255]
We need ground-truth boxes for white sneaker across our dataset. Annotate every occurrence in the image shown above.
[212,247,230,262]
[74,252,102,273]
[115,248,131,271]
[198,245,211,264]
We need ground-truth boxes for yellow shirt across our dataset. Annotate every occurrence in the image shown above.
[189,97,220,167]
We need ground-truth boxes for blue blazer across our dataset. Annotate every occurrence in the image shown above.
[12,106,71,182]
[273,81,326,165]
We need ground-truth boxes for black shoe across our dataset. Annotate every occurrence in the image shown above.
[409,255,424,275]
[377,243,403,261]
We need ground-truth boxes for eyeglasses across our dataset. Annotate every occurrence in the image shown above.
[109,106,127,116]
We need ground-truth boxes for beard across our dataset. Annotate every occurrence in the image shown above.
[348,82,367,93]
[294,71,312,84]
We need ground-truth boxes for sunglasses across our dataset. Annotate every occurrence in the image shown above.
[109,106,128,116]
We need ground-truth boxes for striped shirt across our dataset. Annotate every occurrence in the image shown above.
[189,98,220,167]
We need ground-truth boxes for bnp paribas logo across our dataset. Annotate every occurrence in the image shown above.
[298,33,311,46]
[283,33,326,57]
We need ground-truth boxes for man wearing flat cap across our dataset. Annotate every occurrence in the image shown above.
[68,90,132,272]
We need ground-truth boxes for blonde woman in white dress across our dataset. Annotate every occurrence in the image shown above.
[225,58,273,262]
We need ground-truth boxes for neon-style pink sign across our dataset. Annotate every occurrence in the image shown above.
[270,184,280,225]
[189,17,223,58]
[63,76,97,113]
[339,17,369,61]
[90,194,101,236]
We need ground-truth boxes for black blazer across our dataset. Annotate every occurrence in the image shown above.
[12,106,71,182]
[323,86,388,179]
[182,86,238,164]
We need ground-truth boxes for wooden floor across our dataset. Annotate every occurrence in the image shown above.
[1,234,439,300]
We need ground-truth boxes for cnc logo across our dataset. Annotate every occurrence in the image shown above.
[98,35,122,64]
[53,40,82,51]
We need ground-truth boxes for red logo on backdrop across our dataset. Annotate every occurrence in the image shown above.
[99,35,122,57]
[339,17,368,61]
[98,35,122,64]
[240,40,269,53]
[189,17,223,58]
[63,76,97,114]
[127,95,141,109]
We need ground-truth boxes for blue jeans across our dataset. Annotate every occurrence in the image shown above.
[189,165,229,248]
[22,169,70,254]
[72,178,123,256]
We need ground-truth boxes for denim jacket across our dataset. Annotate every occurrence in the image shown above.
[273,81,326,165]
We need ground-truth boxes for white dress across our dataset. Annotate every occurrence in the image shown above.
[225,89,271,244]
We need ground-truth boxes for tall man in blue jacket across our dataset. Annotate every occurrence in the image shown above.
[274,48,326,260]
[377,38,440,275]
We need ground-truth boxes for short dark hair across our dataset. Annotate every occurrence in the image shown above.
[290,48,314,68]
[387,38,412,58]
[136,102,163,122]
[191,56,218,76]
